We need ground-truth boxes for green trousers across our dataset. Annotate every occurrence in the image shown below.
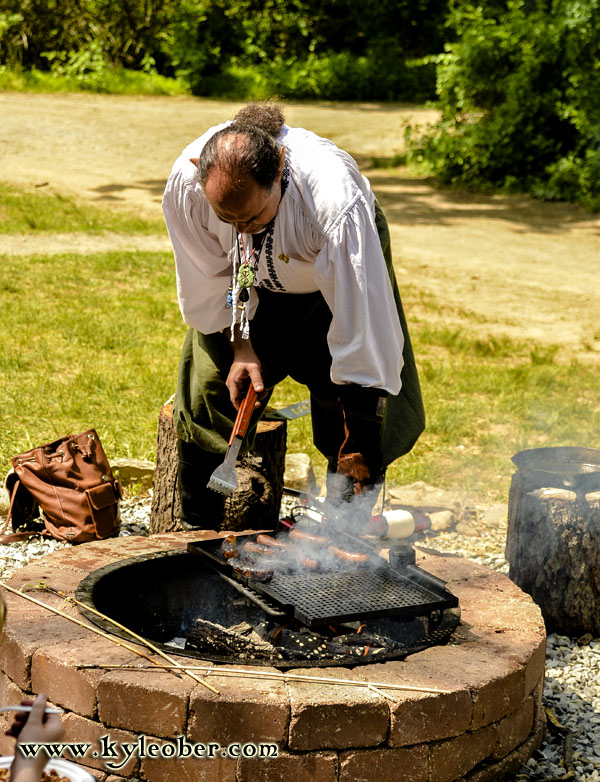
[173,203,425,470]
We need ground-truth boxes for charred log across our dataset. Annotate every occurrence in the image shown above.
[185,617,284,662]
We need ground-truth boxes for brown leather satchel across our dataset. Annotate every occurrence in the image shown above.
[1,429,121,544]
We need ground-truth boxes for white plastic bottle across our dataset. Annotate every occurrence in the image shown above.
[368,509,415,538]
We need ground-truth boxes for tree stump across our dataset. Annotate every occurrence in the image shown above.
[150,404,287,534]
[506,473,600,636]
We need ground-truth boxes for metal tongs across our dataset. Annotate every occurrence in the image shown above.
[207,385,258,496]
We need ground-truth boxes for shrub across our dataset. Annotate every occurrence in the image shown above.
[406,0,600,209]
[192,49,437,102]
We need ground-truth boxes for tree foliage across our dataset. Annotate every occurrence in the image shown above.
[407,0,600,209]
[1,0,598,206]
[0,0,444,100]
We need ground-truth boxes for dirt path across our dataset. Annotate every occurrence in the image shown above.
[1,92,599,358]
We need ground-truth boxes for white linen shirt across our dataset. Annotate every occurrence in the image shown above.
[162,123,404,395]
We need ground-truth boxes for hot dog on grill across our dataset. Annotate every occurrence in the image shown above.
[289,528,329,546]
[327,545,369,564]
[300,556,319,570]
[233,564,273,582]
[244,541,275,557]
[220,534,240,559]
[256,534,290,549]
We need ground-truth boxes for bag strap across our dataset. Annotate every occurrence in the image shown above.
[1,477,43,540]
[0,530,49,545]
[69,435,94,460]
[0,477,21,535]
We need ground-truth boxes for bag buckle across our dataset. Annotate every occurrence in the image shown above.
[83,433,94,459]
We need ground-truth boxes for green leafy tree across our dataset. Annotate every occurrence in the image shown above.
[166,0,446,99]
[0,0,447,101]
[407,0,600,208]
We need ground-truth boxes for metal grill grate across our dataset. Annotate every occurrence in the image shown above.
[187,537,458,629]
[253,568,450,627]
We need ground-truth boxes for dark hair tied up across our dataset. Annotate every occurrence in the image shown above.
[197,102,285,191]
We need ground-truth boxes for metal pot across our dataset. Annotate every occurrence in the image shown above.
[511,446,600,495]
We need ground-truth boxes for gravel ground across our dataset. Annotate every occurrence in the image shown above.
[421,525,600,782]
[0,495,598,781]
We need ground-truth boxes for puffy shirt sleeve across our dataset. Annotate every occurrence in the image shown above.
[312,194,404,395]
[162,166,234,334]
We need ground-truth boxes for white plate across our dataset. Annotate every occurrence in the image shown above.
[0,756,94,781]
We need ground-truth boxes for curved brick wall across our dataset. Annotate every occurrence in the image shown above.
[0,532,546,782]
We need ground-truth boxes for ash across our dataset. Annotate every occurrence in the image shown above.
[0,490,598,780]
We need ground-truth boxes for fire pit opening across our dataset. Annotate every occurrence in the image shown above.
[75,548,460,669]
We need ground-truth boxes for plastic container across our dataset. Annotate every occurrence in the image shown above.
[368,509,416,539]
[0,756,95,781]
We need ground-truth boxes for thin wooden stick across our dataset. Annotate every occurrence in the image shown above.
[0,582,218,695]
[367,683,397,702]
[76,663,454,694]
[0,582,163,666]
[38,584,219,695]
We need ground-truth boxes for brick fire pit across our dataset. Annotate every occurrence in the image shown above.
[0,532,546,782]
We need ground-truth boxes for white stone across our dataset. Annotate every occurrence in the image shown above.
[0,487,9,516]
[455,520,480,537]
[110,457,155,489]
[480,503,508,528]
[284,452,318,493]
[428,510,455,531]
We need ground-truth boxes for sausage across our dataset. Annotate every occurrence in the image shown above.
[300,556,319,570]
[327,545,369,564]
[233,564,273,582]
[243,541,275,557]
[220,535,240,560]
[289,528,329,546]
[256,534,290,549]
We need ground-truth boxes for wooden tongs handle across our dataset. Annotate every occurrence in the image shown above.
[229,384,259,445]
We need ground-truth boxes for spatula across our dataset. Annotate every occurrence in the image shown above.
[207,384,259,496]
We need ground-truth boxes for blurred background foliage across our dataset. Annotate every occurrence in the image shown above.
[0,0,598,205]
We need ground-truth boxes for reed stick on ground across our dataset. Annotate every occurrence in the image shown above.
[39,583,219,694]
[76,662,454,695]
[0,582,219,695]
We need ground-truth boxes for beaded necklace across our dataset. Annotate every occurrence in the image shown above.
[226,220,274,339]
[227,164,289,340]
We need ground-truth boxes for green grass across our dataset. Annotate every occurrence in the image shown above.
[0,183,164,234]
[382,292,600,500]
[1,186,598,502]
[0,250,184,465]
[0,66,187,96]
